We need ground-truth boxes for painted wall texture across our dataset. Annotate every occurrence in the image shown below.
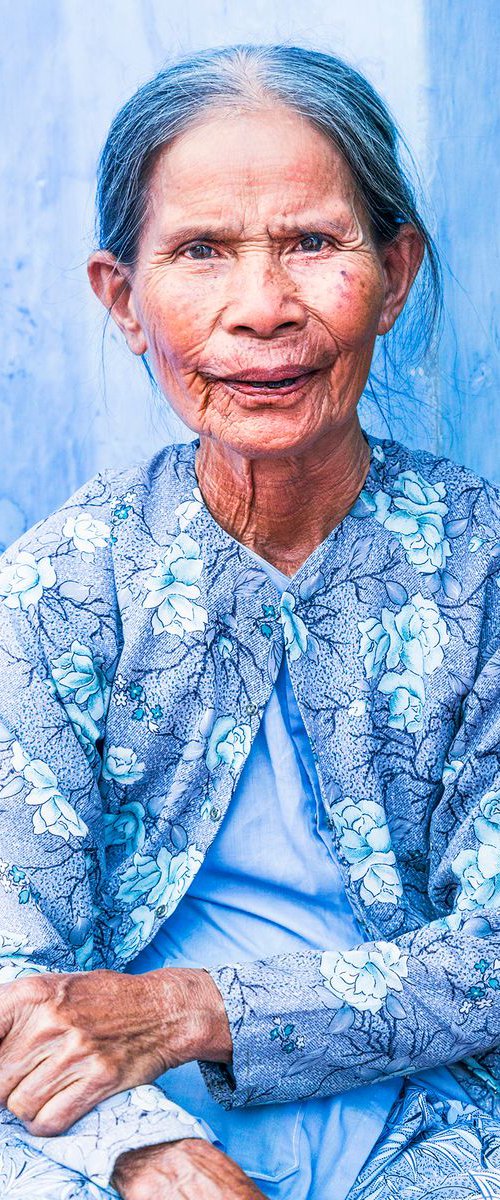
[1,0,498,550]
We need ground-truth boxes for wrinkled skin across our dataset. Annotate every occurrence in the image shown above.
[0,968,230,1134]
[90,103,423,575]
[0,103,423,1199]
[112,1139,268,1200]
[120,107,386,453]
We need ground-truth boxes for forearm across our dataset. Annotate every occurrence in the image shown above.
[149,967,233,1066]
[200,913,500,1108]
[111,1138,267,1200]
[0,966,227,1190]
[2,1084,214,1192]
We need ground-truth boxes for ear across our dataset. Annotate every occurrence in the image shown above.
[87,251,148,356]
[377,225,425,335]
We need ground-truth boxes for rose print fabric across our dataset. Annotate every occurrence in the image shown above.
[0,434,499,1195]
[127,620,401,1199]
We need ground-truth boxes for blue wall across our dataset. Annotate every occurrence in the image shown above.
[1,0,498,550]
[427,0,500,480]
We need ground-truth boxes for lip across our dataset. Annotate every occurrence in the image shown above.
[219,364,318,384]
[222,370,318,397]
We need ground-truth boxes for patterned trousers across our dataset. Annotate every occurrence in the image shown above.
[1,1081,500,1198]
[347,1081,500,1200]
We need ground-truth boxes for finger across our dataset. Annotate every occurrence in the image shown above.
[23,1069,117,1136]
[0,1031,63,1105]
[0,975,52,1042]
[0,984,18,1042]
[7,1054,78,1123]
[0,1048,48,1106]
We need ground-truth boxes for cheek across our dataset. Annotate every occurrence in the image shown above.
[313,266,384,344]
[136,281,217,424]
[138,272,216,364]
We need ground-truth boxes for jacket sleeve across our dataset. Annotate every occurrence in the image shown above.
[201,635,500,1110]
[0,480,214,1197]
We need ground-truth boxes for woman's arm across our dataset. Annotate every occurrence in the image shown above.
[111,1139,268,1200]
[0,966,231,1134]
[202,905,500,1108]
[200,646,500,1110]
[0,481,218,1194]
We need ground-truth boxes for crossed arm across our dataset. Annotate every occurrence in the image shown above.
[0,966,266,1198]
[1,498,500,1194]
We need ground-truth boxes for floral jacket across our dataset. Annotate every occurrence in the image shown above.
[0,434,499,1195]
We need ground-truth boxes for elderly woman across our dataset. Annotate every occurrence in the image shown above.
[0,42,499,1200]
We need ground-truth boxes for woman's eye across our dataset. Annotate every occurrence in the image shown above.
[184,243,216,260]
[297,233,329,253]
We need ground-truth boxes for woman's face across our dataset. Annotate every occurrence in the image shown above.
[95,105,420,458]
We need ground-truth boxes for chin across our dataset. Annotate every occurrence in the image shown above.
[211,420,322,460]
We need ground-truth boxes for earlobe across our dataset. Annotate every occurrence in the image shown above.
[377,225,425,336]
[87,251,148,356]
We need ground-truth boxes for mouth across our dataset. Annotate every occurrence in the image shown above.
[217,367,320,396]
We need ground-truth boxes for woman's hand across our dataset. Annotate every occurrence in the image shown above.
[0,967,231,1135]
[112,1139,268,1200]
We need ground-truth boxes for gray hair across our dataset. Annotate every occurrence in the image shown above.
[96,43,442,386]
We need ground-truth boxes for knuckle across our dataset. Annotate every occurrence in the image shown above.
[65,1026,89,1058]
[7,1095,36,1123]
[90,1050,114,1083]
[19,975,52,1005]
[26,1114,66,1137]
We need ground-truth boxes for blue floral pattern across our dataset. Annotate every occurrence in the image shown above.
[142,531,208,637]
[320,941,409,1014]
[51,640,111,722]
[10,746,88,842]
[359,593,449,678]
[378,668,426,733]
[62,512,111,559]
[366,470,452,574]
[0,551,56,609]
[453,789,500,913]
[102,744,145,787]
[205,716,252,774]
[347,1080,500,1200]
[359,592,450,731]
[104,800,146,856]
[0,434,499,1191]
[329,797,403,906]
[279,591,309,661]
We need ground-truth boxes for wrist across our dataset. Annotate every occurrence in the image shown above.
[153,966,233,1066]
[111,1138,203,1184]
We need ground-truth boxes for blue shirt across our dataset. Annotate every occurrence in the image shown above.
[129,552,402,1198]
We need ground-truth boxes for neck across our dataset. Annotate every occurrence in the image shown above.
[195,418,371,576]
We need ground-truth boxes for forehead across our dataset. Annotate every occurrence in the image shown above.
[144,104,359,232]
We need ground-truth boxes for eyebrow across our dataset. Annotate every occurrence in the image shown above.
[157,214,355,247]
[157,224,243,247]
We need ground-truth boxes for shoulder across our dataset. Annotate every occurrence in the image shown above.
[0,442,196,576]
[370,434,500,516]
[366,435,500,589]
[0,443,197,654]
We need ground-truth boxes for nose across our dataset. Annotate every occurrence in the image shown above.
[221,253,307,338]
